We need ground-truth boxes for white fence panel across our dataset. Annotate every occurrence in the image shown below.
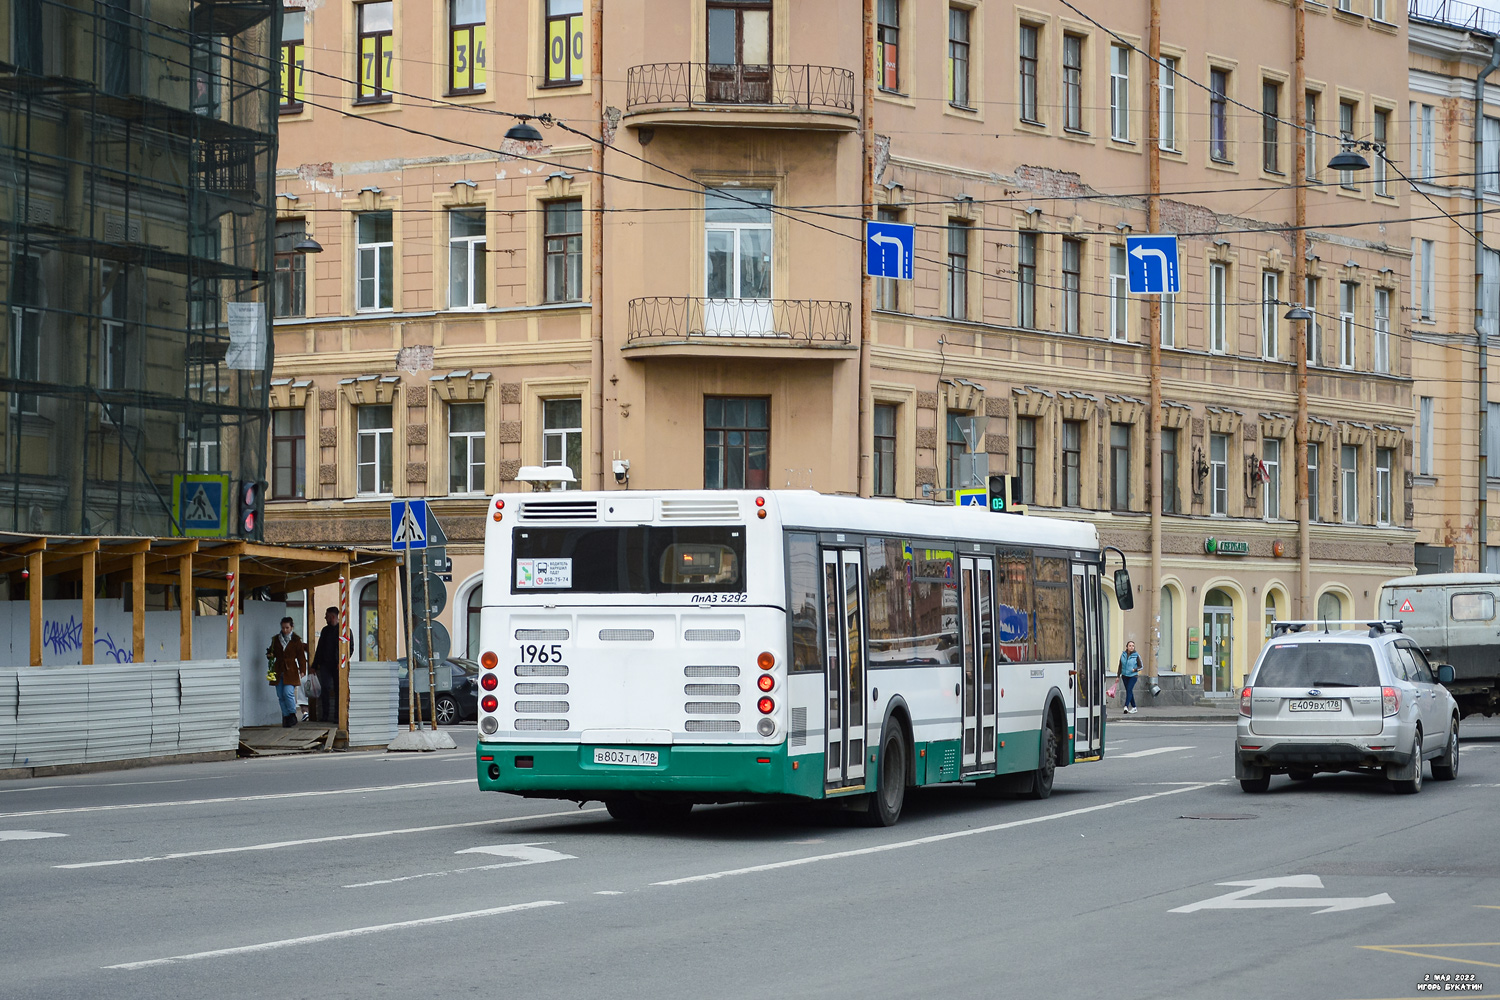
[86,666,153,763]
[15,669,88,767]
[178,661,240,754]
[0,670,16,768]
[150,668,181,756]
[347,661,398,747]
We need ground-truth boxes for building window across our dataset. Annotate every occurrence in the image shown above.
[449,0,486,93]
[1263,438,1281,519]
[358,581,380,661]
[1018,23,1039,123]
[1063,33,1083,131]
[1210,432,1229,516]
[448,402,485,494]
[1161,427,1179,514]
[1420,104,1435,180]
[875,205,902,311]
[356,211,393,311]
[1109,44,1129,141]
[1109,423,1130,511]
[1339,100,1357,188]
[1016,231,1036,328]
[947,411,977,494]
[1375,447,1393,525]
[877,0,900,92]
[1341,443,1359,524]
[100,264,131,418]
[873,403,897,497]
[1373,287,1390,373]
[947,6,971,109]
[449,208,487,309]
[1339,281,1357,369]
[946,219,970,319]
[1210,68,1229,162]
[705,188,772,305]
[1160,246,1181,348]
[274,220,307,318]
[280,5,305,111]
[1209,261,1227,353]
[1262,80,1280,173]
[1016,416,1036,505]
[544,198,584,304]
[1373,0,1387,17]
[1490,403,1500,479]
[356,1,394,104]
[1062,238,1082,334]
[545,0,584,86]
[1304,275,1321,365]
[466,584,483,659]
[1485,117,1500,194]
[188,421,220,472]
[1061,420,1082,507]
[1420,397,1434,477]
[1305,92,1318,181]
[543,397,583,488]
[1158,56,1176,150]
[1308,442,1320,521]
[1373,108,1389,196]
[10,255,42,415]
[704,396,769,490]
[1109,245,1128,342]
[356,404,393,495]
[706,0,771,103]
[1420,239,1435,320]
[1261,270,1279,360]
[271,408,306,499]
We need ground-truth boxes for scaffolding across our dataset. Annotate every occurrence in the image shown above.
[0,0,279,537]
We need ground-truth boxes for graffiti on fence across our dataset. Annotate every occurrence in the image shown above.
[39,616,134,662]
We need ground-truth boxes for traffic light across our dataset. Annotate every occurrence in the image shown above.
[237,480,265,538]
[988,475,1023,513]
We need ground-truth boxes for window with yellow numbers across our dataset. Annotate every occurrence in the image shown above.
[280,6,306,112]
[356,1,393,104]
[544,0,584,87]
[450,0,486,94]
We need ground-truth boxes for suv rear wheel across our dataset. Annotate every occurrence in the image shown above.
[1389,729,1424,795]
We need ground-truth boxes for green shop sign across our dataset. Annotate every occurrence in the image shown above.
[1205,537,1249,556]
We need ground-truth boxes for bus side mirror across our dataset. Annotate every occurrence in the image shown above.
[1437,664,1455,684]
[1114,569,1134,611]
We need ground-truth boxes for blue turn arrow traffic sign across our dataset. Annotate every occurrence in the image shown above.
[1125,234,1180,295]
[866,221,915,280]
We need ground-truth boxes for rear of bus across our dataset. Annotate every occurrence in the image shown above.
[475,490,793,803]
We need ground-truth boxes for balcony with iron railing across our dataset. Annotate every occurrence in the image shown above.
[625,296,854,358]
[623,62,858,131]
[1410,0,1500,35]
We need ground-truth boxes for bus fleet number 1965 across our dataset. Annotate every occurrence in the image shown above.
[520,643,564,664]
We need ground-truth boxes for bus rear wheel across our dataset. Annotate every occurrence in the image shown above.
[863,727,908,827]
[605,796,692,826]
[1023,719,1059,800]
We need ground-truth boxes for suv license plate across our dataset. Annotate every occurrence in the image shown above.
[1289,699,1342,712]
[593,748,659,767]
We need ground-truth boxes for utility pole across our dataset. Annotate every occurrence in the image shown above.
[1293,0,1311,617]
[1146,0,1162,679]
[858,0,875,497]
[590,0,605,490]
[1475,39,1500,570]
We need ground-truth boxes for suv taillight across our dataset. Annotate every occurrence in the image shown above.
[1382,686,1400,717]
[1239,686,1252,716]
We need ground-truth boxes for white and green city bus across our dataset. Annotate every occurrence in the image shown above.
[474,490,1124,826]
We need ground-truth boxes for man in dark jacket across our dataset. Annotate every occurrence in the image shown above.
[267,617,308,728]
[311,607,342,725]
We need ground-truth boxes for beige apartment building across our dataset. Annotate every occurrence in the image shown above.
[269,0,1419,696]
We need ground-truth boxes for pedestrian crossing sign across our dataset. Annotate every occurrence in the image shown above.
[171,473,229,537]
[391,499,428,550]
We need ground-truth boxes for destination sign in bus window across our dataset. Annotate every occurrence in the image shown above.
[513,526,745,594]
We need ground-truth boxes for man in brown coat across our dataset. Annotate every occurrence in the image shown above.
[267,617,308,728]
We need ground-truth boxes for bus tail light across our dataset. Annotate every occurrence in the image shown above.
[755,496,765,507]
[481,695,499,713]
[495,498,505,509]
[1239,687,1251,716]
[481,673,499,691]
[757,509,767,519]
[1382,686,1400,716]
[757,696,775,715]
[757,651,775,671]
[481,651,498,669]
[757,673,774,692]
[756,718,775,737]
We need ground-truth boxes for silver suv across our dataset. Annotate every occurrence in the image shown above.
[1235,622,1460,794]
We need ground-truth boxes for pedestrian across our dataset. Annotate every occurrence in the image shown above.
[311,606,342,726]
[1118,639,1143,714]
[266,617,308,728]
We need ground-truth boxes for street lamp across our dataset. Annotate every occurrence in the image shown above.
[504,118,544,143]
[1327,146,1371,172]
[1283,304,1313,322]
[293,233,323,253]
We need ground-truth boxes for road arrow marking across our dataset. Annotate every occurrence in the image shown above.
[0,830,66,841]
[1170,875,1394,915]
[1129,244,1174,288]
[343,842,577,889]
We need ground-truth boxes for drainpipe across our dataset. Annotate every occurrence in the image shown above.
[1146,0,1162,681]
[591,0,605,490]
[858,0,875,496]
[1475,38,1500,568]
[1294,0,1310,617]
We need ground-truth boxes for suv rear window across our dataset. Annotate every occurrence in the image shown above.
[1254,643,1381,688]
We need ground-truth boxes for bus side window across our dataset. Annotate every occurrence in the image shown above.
[787,532,821,673]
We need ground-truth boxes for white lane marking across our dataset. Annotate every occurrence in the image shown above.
[654,782,1221,887]
[56,807,604,869]
[343,843,577,889]
[0,777,208,795]
[1,779,469,821]
[1170,875,1394,915]
[0,830,67,841]
[1111,746,1195,759]
[594,891,624,896]
[105,900,563,970]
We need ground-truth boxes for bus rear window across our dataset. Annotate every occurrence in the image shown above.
[512,526,745,594]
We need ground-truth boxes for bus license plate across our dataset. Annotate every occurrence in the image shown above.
[593,748,659,767]
[1289,699,1342,712]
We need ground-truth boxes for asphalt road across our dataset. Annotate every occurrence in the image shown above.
[4,718,1500,1000]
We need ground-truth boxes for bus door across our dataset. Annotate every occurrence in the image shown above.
[1071,563,1105,759]
[822,548,866,788]
[959,556,998,772]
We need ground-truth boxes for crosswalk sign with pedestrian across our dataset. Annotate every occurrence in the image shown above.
[391,499,428,550]
[171,473,229,537]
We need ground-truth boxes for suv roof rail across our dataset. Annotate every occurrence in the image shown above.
[1270,619,1405,636]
